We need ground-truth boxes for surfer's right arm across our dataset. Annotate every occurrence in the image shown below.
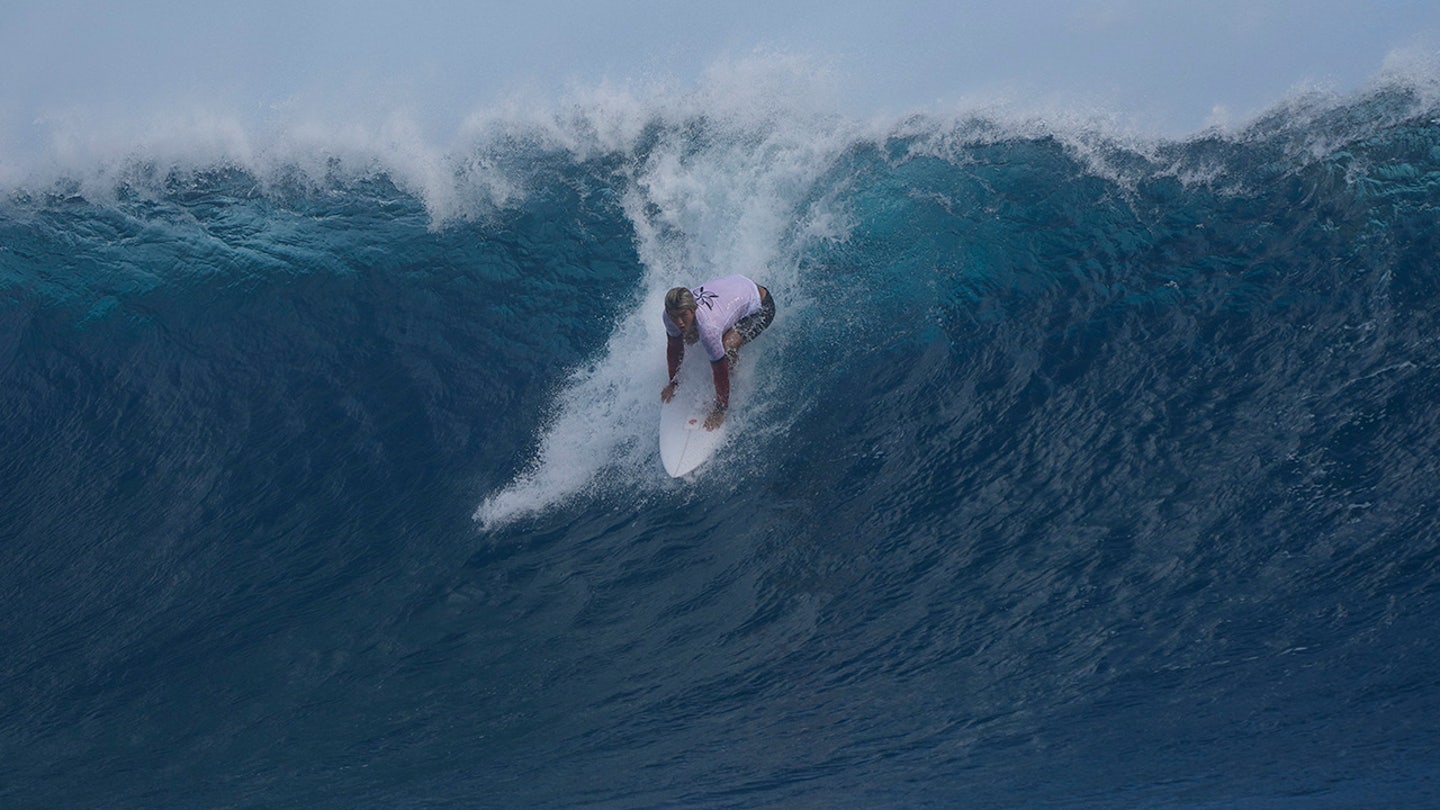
[661,333,684,402]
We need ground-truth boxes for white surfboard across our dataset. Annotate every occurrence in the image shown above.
[659,356,730,477]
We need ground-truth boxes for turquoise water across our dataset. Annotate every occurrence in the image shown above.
[3,82,1439,807]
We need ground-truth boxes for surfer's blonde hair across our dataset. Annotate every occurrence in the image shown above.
[664,287,696,313]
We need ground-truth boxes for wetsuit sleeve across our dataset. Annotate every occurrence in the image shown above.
[667,334,684,383]
[710,358,730,410]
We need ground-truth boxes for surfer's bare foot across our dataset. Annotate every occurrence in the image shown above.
[661,382,677,402]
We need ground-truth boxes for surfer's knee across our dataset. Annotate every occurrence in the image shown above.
[732,289,775,347]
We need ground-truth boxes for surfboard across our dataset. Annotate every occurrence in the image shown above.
[659,357,729,477]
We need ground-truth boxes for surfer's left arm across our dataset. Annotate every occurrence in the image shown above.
[706,359,729,429]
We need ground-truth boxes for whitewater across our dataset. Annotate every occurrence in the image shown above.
[4,57,1440,807]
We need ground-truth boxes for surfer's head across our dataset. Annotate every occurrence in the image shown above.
[664,287,696,313]
[665,287,700,343]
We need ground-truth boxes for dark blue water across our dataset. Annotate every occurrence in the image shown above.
[3,83,1440,807]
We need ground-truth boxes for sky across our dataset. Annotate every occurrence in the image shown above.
[3,0,1439,164]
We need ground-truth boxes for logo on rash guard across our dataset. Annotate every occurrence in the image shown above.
[694,286,718,310]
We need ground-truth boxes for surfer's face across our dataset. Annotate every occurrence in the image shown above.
[669,308,699,343]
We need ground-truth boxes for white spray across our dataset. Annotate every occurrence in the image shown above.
[474,53,861,527]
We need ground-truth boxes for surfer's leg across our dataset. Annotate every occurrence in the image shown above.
[724,287,776,368]
[732,287,776,347]
[723,330,743,368]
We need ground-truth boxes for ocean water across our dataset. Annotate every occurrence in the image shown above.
[3,72,1440,808]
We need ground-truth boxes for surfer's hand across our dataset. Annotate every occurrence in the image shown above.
[704,408,726,431]
[661,382,677,403]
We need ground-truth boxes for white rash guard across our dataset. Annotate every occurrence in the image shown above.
[662,274,763,362]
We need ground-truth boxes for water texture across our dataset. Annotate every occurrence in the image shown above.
[3,80,1440,807]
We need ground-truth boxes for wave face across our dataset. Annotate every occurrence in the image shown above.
[4,78,1440,807]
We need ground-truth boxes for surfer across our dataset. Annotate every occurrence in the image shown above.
[661,274,775,430]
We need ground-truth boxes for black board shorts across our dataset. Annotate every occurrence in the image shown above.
[734,287,775,345]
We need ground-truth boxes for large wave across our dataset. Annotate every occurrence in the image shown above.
[4,53,1440,807]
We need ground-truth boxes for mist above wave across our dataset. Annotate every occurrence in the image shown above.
[4,49,1436,221]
